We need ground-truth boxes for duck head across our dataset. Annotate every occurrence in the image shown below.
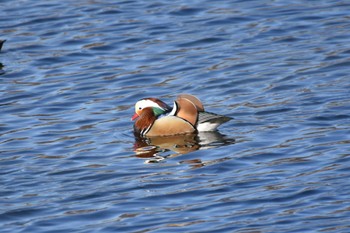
[132,98,171,135]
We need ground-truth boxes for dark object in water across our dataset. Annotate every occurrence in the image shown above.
[0,40,6,52]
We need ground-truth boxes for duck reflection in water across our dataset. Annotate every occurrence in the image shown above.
[133,131,235,164]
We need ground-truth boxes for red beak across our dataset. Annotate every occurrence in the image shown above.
[131,113,139,121]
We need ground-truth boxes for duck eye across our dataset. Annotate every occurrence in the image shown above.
[138,107,142,110]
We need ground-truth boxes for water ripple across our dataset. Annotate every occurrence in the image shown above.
[1,0,350,232]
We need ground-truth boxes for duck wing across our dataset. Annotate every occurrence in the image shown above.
[197,111,232,131]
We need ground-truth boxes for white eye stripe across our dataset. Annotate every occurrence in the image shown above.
[136,99,165,110]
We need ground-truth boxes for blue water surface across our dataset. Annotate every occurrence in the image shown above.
[1,0,350,232]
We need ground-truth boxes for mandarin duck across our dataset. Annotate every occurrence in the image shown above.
[0,40,5,52]
[132,94,231,136]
